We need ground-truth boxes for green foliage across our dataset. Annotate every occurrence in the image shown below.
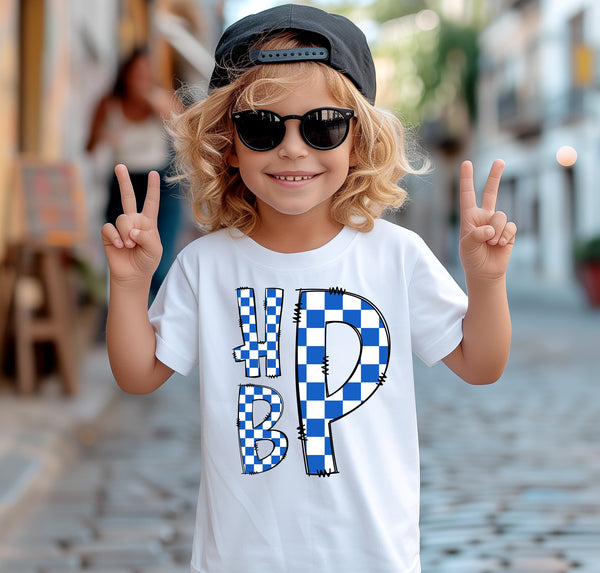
[373,16,479,126]
[574,235,600,264]
[304,0,427,20]
[371,0,427,22]
[316,0,482,128]
[435,19,479,120]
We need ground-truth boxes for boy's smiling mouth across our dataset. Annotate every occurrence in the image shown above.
[272,174,314,181]
[270,172,319,182]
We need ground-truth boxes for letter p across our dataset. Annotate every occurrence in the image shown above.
[295,289,390,476]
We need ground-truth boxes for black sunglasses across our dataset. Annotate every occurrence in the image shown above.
[232,107,355,152]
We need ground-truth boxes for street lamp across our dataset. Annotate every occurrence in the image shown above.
[556,145,577,167]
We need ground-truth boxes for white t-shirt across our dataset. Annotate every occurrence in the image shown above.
[149,219,467,573]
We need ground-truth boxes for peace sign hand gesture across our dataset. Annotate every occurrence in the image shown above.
[459,160,517,282]
[101,165,163,286]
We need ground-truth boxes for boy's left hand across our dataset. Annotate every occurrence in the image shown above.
[459,159,517,281]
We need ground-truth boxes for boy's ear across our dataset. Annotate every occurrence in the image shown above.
[228,148,240,168]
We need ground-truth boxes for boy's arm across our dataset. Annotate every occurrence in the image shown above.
[106,280,174,394]
[101,166,174,394]
[442,160,517,385]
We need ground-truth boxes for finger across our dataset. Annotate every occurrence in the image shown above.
[115,164,138,215]
[459,160,477,213]
[486,210,508,245]
[130,227,163,257]
[141,171,161,221]
[115,213,137,248]
[101,222,124,249]
[498,221,517,247]
[481,159,505,212]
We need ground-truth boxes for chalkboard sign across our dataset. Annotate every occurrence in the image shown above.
[14,158,87,246]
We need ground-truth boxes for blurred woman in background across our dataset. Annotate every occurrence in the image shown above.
[87,48,182,301]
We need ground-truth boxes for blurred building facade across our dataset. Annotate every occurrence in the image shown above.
[6,0,597,288]
[0,0,222,258]
[477,0,600,284]
[373,3,481,265]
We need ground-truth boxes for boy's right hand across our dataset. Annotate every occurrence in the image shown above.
[101,165,163,286]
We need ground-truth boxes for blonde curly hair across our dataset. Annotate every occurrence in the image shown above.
[168,32,425,235]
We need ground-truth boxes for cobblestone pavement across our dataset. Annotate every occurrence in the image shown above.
[417,299,600,573]
[0,292,598,572]
[0,378,201,573]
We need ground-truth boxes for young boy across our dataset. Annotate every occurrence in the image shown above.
[102,5,516,572]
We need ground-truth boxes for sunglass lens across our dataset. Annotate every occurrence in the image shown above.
[303,109,348,149]
[237,111,284,151]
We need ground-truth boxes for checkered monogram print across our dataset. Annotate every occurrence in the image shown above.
[238,385,288,474]
[233,288,283,378]
[296,290,390,476]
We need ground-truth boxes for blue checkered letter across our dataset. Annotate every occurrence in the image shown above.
[238,385,288,474]
[296,289,390,476]
[233,288,283,377]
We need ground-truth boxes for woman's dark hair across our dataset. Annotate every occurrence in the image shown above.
[111,47,149,98]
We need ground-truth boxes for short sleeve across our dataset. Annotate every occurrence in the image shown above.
[408,238,468,366]
[149,257,199,375]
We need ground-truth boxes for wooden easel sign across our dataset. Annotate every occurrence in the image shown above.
[14,157,87,246]
[2,157,88,394]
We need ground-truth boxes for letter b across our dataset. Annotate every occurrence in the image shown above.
[238,385,288,474]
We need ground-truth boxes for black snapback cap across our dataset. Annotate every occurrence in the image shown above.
[209,3,377,104]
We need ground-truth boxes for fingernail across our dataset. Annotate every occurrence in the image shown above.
[130,228,140,238]
[115,238,124,248]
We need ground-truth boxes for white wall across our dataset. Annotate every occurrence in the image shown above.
[477,0,600,283]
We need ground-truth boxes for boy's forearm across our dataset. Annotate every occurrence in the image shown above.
[106,280,173,394]
[444,274,511,385]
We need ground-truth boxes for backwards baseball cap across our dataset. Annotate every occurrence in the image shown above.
[209,3,377,104]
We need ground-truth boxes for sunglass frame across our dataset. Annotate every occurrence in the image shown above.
[232,107,355,152]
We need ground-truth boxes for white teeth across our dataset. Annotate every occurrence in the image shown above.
[273,175,314,181]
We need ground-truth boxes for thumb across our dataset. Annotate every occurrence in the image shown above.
[463,225,494,246]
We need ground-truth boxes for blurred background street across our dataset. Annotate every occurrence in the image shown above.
[1,0,600,572]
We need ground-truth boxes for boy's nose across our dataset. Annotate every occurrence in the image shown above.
[277,120,309,159]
